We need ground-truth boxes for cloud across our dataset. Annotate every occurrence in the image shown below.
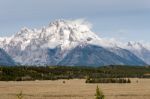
[69,19,93,29]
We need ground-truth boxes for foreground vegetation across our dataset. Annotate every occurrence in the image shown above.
[95,86,105,99]
[0,65,150,81]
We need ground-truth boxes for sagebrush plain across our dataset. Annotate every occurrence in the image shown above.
[0,79,150,99]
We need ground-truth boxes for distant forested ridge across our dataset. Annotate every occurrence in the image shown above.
[0,65,150,81]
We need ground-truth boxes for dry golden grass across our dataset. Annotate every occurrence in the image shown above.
[0,78,150,99]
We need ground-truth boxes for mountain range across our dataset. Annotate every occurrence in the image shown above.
[0,19,149,66]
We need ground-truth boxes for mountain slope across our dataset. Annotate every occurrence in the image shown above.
[125,42,150,64]
[58,44,145,66]
[108,47,146,66]
[0,48,16,66]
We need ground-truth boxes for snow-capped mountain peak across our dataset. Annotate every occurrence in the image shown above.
[0,19,149,66]
[8,19,100,50]
[0,19,102,65]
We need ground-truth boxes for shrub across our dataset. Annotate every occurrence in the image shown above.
[63,80,66,84]
[95,85,105,99]
[16,91,23,99]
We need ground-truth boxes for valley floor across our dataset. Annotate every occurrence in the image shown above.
[0,79,150,99]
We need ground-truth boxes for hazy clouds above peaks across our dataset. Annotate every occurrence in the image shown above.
[0,0,150,42]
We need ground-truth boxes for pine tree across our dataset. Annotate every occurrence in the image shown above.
[95,85,105,99]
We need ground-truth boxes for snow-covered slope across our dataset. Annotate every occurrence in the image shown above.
[0,19,148,66]
[125,42,150,64]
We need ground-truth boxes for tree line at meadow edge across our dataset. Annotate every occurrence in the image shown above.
[0,65,150,82]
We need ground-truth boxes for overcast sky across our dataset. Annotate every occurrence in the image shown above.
[0,0,150,42]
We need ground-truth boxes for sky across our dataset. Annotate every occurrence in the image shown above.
[0,0,150,42]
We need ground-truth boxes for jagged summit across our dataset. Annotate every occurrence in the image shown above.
[127,41,144,50]
[125,41,150,64]
[6,19,100,50]
[15,19,98,41]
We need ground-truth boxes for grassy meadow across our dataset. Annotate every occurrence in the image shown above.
[0,79,149,99]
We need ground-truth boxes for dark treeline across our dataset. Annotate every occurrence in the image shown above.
[0,65,150,81]
[86,78,131,83]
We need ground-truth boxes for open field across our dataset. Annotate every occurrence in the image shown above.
[0,79,150,99]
